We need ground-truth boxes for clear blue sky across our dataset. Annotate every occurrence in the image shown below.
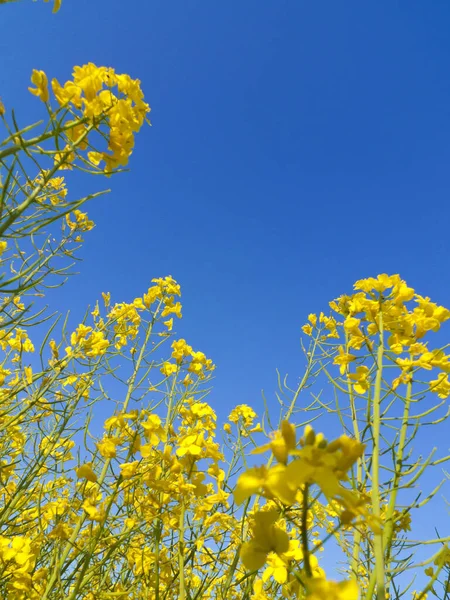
[2,0,450,425]
[2,0,450,583]
[2,0,450,419]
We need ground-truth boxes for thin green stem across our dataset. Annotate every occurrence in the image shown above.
[383,381,412,567]
[366,310,385,600]
[179,502,186,600]
[301,484,312,578]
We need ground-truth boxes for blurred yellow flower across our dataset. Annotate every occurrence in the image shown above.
[75,463,97,482]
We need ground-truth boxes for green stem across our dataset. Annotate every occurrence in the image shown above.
[0,122,94,237]
[383,381,412,580]
[368,311,385,600]
[346,336,363,579]
[0,117,89,162]
[301,484,312,578]
[178,501,186,600]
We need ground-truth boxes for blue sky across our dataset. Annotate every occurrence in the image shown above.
[3,0,450,400]
[2,0,450,437]
[2,0,450,586]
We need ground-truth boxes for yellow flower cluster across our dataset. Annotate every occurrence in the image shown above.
[67,323,109,358]
[0,536,46,599]
[0,328,34,354]
[224,404,263,435]
[66,396,233,593]
[233,421,380,597]
[229,403,257,426]
[161,338,215,382]
[107,301,142,349]
[28,171,68,205]
[29,63,150,172]
[235,422,366,514]
[65,210,95,233]
[303,274,450,397]
[63,276,185,360]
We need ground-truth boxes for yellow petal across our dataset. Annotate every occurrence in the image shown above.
[240,541,268,571]
[234,467,266,505]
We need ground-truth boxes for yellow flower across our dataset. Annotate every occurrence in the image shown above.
[393,281,415,304]
[75,463,97,482]
[102,292,111,307]
[49,522,72,540]
[333,346,356,375]
[24,366,33,385]
[141,414,166,445]
[163,318,173,331]
[240,510,290,571]
[119,461,139,479]
[228,404,257,426]
[152,275,181,295]
[234,463,297,506]
[348,365,370,394]
[390,509,411,533]
[0,366,11,385]
[302,324,313,336]
[234,466,268,505]
[343,317,361,334]
[161,299,182,319]
[124,517,136,529]
[305,577,359,600]
[66,210,95,232]
[434,546,450,568]
[251,579,268,600]
[143,285,162,307]
[97,437,120,458]
[51,78,82,107]
[171,338,192,363]
[82,498,105,522]
[70,323,92,344]
[132,297,146,310]
[429,372,450,398]
[7,329,35,353]
[250,422,263,433]
[252,420,296,464]
[235,422,365,510]
[354,274,400,294]
[50,64,150,173]
[262,553,288,584]
[182,374,194,386]
[308,313,318,327]
[29,69,49,102]
[176,432,205,457]
[160,361,178,377]
[83,331,109,357]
